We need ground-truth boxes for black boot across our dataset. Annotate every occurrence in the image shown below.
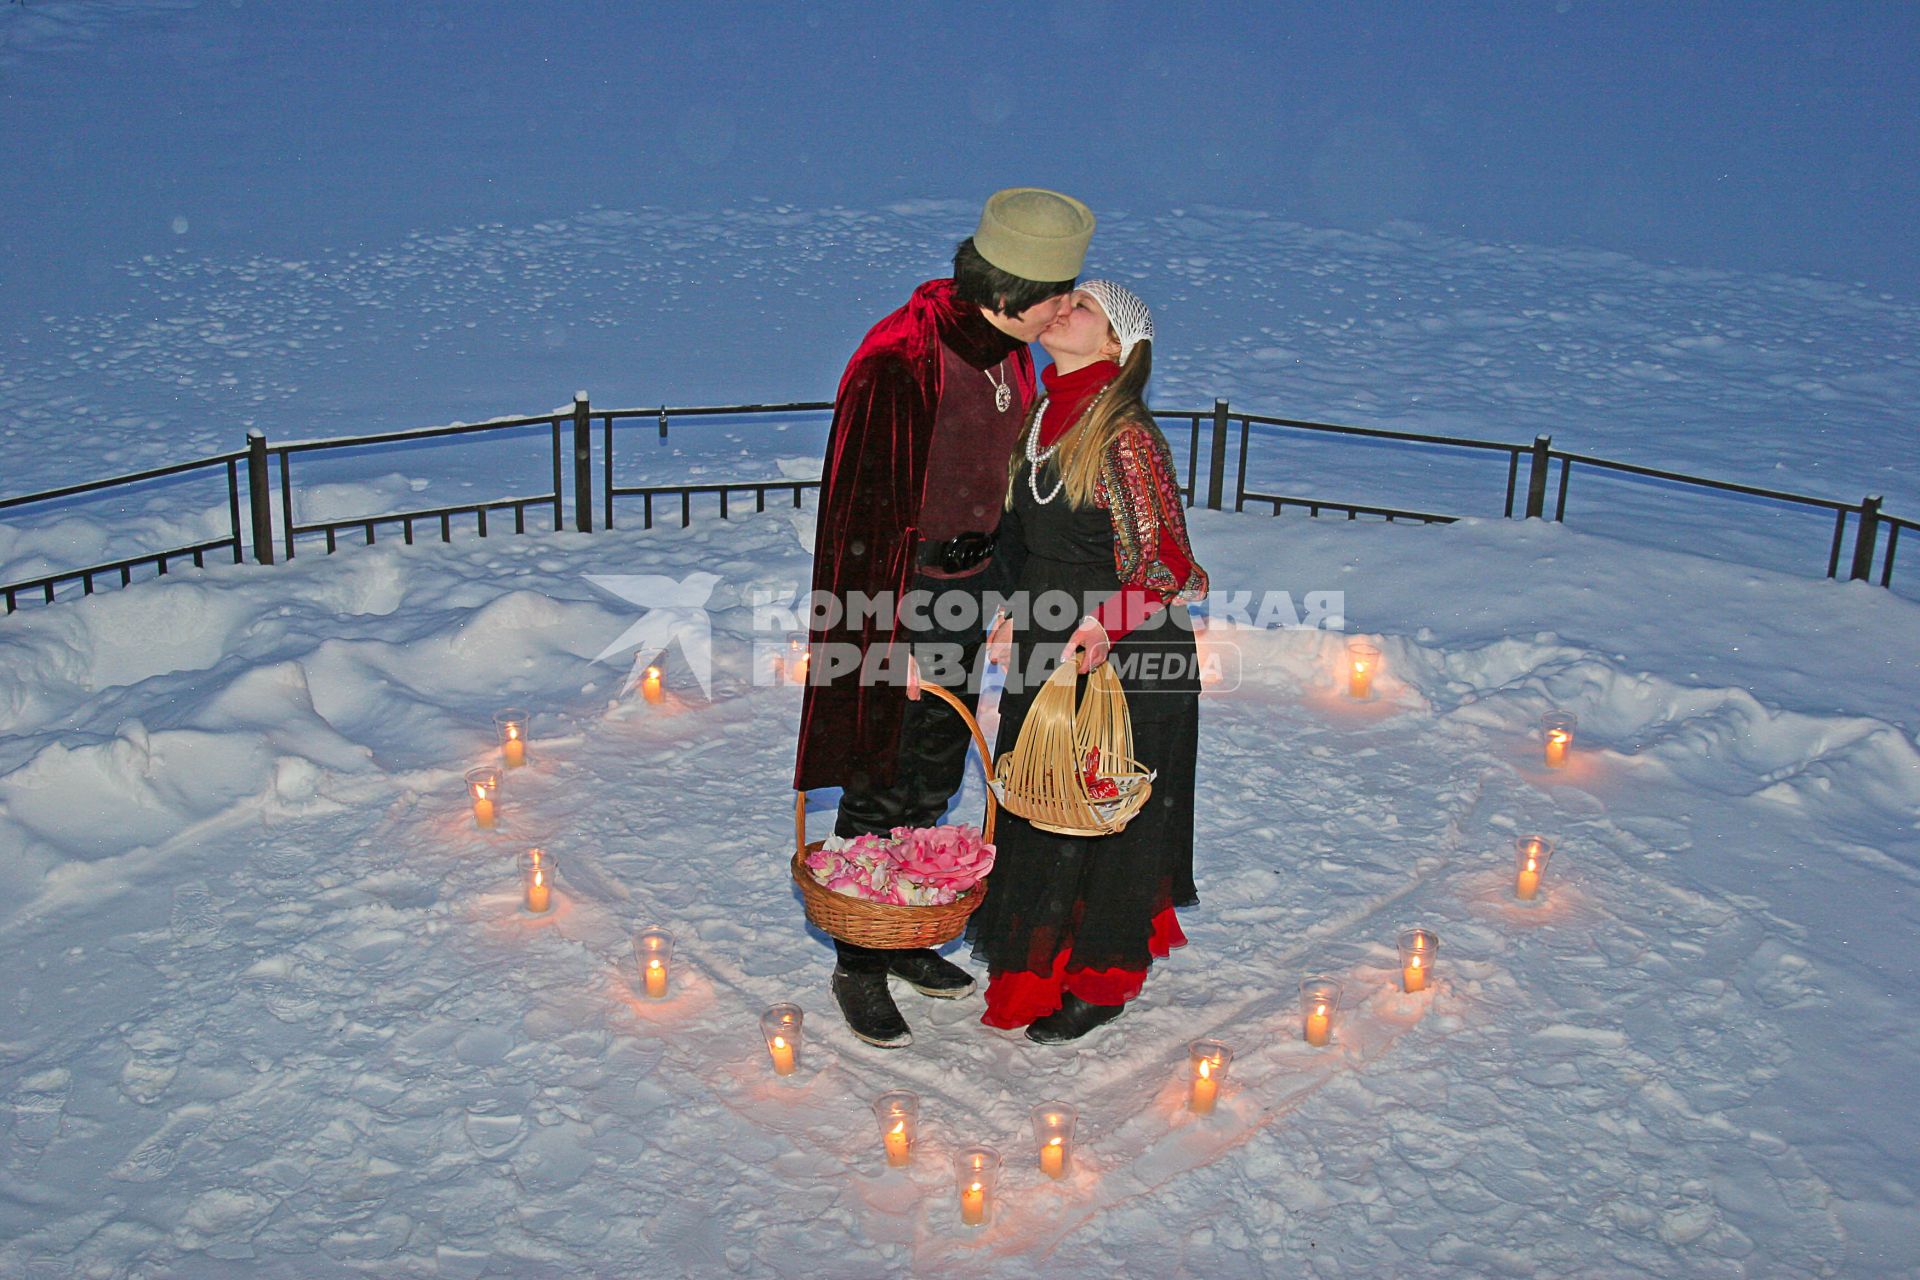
[832,967,912,1048]
[1025,993,1126,1045]
[885,948,976,998]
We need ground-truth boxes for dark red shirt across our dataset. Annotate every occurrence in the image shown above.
[916,342,1027,575]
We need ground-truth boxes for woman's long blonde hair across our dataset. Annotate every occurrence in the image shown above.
[1009,338,1154,510]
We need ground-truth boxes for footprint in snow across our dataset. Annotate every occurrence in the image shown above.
[252,975,329,1026]
[120,1027,187,1104]
[170,881,220,943]
[112,1103,213,1182]
[249,842,314,883]
[10,1068,71,1149]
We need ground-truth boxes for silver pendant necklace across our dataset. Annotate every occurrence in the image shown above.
[1025,397,1066,505]
[984,360,1013,414]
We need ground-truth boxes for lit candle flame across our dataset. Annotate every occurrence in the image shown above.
[1198,1058,1212,1080]
[1315,1002,1327,1017]
[969,1180,982,1193]
[772,1035,787,1050]
[892,1119,906,1137]
[1411,954,1422,970]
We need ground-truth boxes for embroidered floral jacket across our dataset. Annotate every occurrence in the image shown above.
[1089,421,1209,641]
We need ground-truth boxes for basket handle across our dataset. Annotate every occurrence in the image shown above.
[794,682,998,858]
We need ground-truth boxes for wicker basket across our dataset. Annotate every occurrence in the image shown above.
[991,661,1153,837]
[792,683,996,950]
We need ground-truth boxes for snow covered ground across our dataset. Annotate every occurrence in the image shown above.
[2,501,1917,1277]
[5,3,1920,1276]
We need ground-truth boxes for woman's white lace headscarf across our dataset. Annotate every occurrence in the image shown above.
[1076,279,1154,366]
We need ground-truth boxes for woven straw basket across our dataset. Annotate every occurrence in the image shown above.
[992,661,1153,837]
[792,683,996,950]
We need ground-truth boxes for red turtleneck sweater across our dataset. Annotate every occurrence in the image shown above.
[1035,360,1192,643]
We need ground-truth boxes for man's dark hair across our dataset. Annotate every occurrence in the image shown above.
[952,238,1076,317]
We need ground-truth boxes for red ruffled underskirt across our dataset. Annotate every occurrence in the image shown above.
[980,907,1187,1029]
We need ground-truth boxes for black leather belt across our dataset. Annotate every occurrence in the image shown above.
[916,529,996,574]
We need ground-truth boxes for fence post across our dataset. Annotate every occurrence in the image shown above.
[1207,399,1230,511]
[1523,434,1553,519]
[246,429,275,565]
[1849,494,1883,581]
[573,392,593,534]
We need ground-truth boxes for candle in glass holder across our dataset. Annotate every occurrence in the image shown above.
[1031,1102,1077,1179]
[642,665,664,705]
[954,1146,1001,1227]
[761,1004,802,1077]
[1542,711,1575,769]
[1397,928,1438,993]
[1514,835,1555,900]
[634,926,674,998]
[1347,641,1379,700]
[465,766,500,830]
[785,635,809,685]
[520,849,554,914]
[1187,1040,1232,1115]
[1300,976,1343,1047]
[495,709,529,769]
[874,1091,919,1169]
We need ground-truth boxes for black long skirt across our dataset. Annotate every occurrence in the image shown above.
[965,472,1200,983]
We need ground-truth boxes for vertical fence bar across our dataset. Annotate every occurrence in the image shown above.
[1849,494,1883,581]
[550,418,564,531]
[1523,434,1553,519]
[1184,414,1200,506]
[1234,417,1250,512]
[573,392,593,533]
[279,448,296,559]
[226,458,245,562]
[1207,400,1229,511]
[603,413,615,530]
[1827,510,1849,578]
[246,430,275,565]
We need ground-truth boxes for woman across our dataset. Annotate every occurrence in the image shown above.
[967,280,1208,1044]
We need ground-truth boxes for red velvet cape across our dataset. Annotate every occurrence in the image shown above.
[792,279,1035,792]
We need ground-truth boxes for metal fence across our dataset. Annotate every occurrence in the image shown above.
[2,391,1909,614]
[0,451,247,612]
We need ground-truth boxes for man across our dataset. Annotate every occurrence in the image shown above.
[794,188,1095,1047]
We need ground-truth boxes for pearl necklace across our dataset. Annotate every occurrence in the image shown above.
[1025,397,1065,505]
[1024,384,1110,506]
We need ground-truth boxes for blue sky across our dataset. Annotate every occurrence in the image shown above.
[3,0,1916,306]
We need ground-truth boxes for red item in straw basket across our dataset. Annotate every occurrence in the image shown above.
[1082,747,1120,801]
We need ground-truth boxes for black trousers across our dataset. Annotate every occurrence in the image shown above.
[833,573,988,974]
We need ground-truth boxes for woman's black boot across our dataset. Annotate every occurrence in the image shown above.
[1025,993,1126,1045]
